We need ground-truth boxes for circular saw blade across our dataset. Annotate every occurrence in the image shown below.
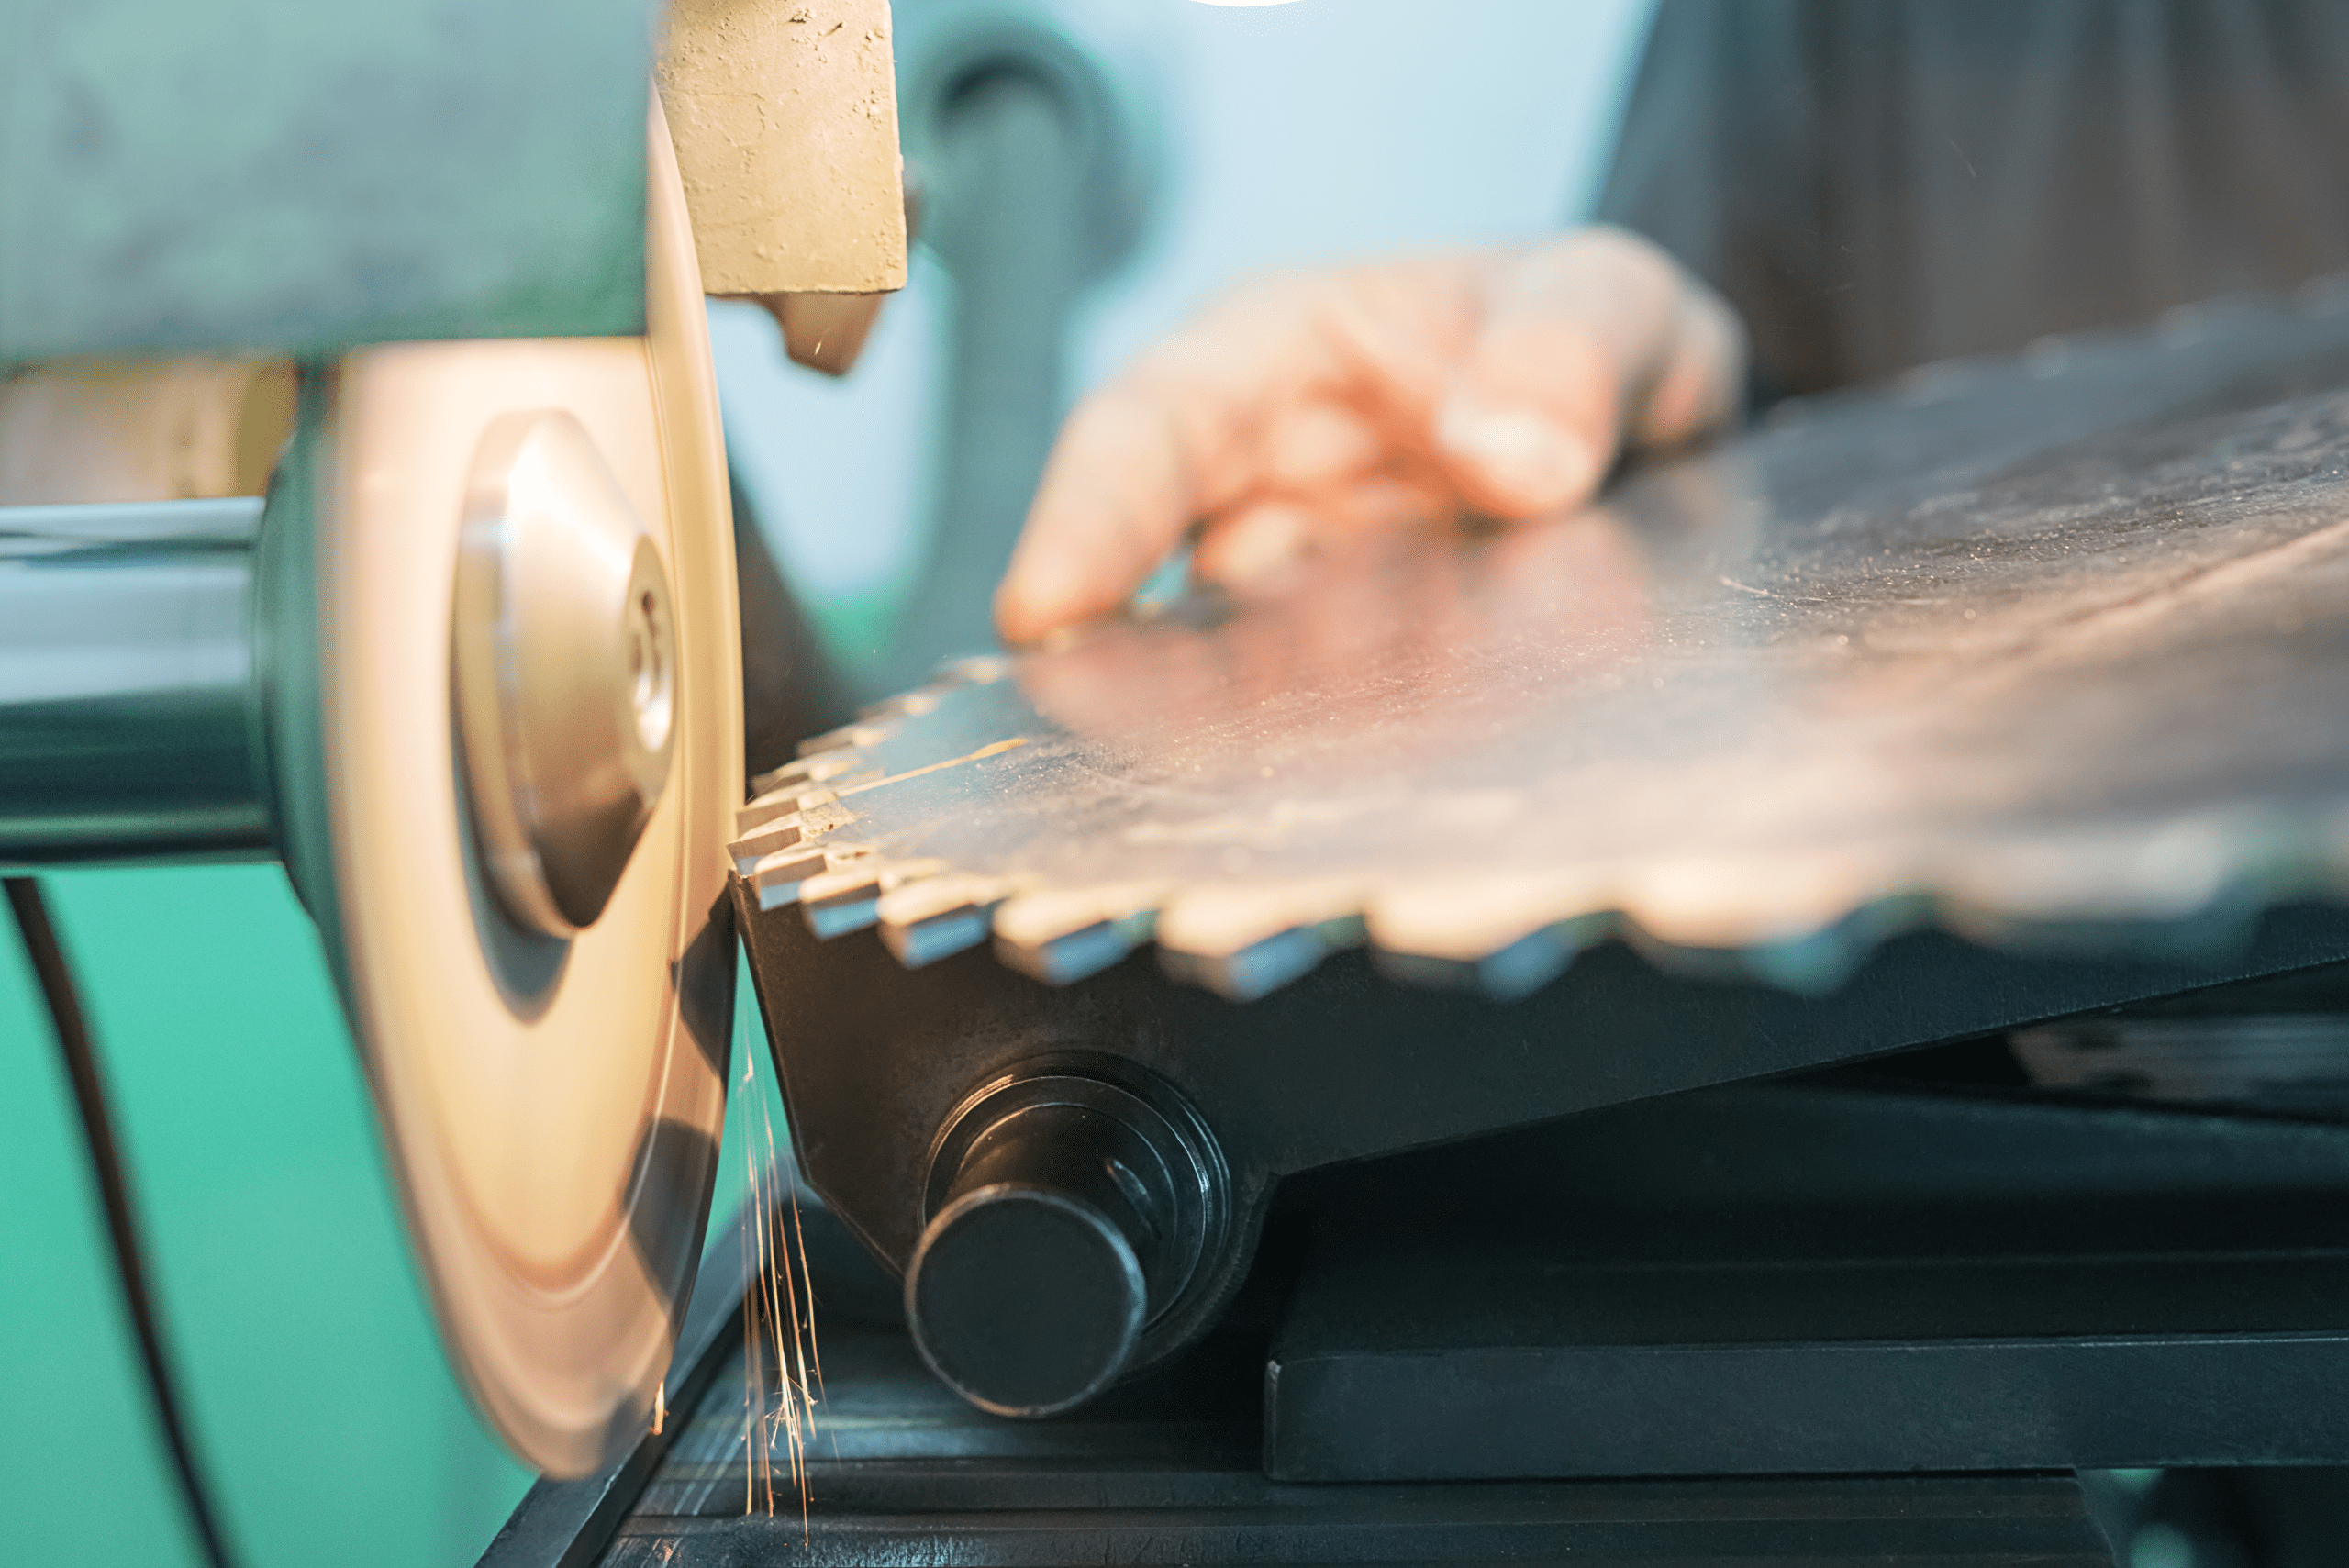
[738,293,2349,1007]
[291,101,741,1477]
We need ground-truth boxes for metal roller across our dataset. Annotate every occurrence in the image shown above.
[905,1061,1227,1416]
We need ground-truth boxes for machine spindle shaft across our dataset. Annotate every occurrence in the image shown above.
[0,499,273,863]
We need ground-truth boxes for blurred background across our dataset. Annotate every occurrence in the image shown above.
[721,0,1653,699]
[0,3,1653,1564]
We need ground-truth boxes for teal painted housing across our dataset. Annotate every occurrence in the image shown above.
[0,862,785,1567]
[0,866,531,1568]
[0,0,659,362]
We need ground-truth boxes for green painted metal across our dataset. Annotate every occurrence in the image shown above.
[0,869,794,1564]
[0,900,203,1568]
[0,866,532,1567]
[0,0,659,362]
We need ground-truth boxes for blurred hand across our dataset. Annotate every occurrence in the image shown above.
[994,225,1746,644]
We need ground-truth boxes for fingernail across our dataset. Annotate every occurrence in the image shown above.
[1436,399,1598,513]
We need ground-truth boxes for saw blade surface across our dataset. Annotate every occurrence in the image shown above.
[743,290,2349,1002]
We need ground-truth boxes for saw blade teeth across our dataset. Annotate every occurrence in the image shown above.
[1613,852,1898,953]
[877,868,1019,969]
[728,813,806,874]
[745,845,830,909]
[735,796,788,836]
[1158,923,1328,1002]
[735,792,807,836]
[731,793,863,874]
[797,797,860,840]
[996,911,1159,985]
[798,856,946,940]
[800,868,885,937]
[746,751,856,804]
[1599,851,1919,994]
[1707,895,1930,996]
[1372,916,1609,1001]
[1470,927,1577,1000]
[989,882,1176,984]
[735,775,868,840]
[1365,869,1620,966]
[796,720,890,759]
[727,321,2349,1007]
[1152,884,1372,1001]
[876,871,1008,926]
[883,906,994,968]
[1153,882,1369,960]
[993,883,1175,947]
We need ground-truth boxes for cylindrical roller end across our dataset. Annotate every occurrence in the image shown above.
[907,1071,1219,1418]
[907,1173,1146,1417]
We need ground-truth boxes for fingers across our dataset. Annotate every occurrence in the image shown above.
[1192,499,1315,587]
[996,229,1750,644]
[1186,403,1407,587]
[1431,227,1689,518]
[1191,473,1451,589]
[996,260,1497,643]
[1260,401,1383,492]
[995,387,1191,644]
[1631,279,1747,450]
[995,273,1338,644]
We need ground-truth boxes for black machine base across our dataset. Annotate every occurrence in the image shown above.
[1265,1082,2349,1483]
[604,1321,2114,1567]
[482,1005,2349,1566]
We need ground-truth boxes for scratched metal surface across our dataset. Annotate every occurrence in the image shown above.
[738,289,2349,1001]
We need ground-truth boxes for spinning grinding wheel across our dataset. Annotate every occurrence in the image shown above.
[295,101,742,1475]
[0,102,742,1477]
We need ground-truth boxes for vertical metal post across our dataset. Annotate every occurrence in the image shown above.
[871,16,1160,696]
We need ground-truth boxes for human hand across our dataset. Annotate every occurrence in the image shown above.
[994,225,1745,644]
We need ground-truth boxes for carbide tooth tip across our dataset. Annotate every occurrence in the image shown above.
[993,883,1174,948]
[1159,925,1332,1002]
[734,795,806,836]
[987,906,1159,986]
[729,815,807,874]
[801,865,887,939]
[874,873,1016,968]
[994,925,1130,985]
[876,873,1005,926]
[796,722,888,759]
[745,752,857,807]
[745,845,829,909]
[882,906,993,968]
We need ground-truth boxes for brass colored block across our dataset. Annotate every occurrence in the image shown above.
[658,0,910,300]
